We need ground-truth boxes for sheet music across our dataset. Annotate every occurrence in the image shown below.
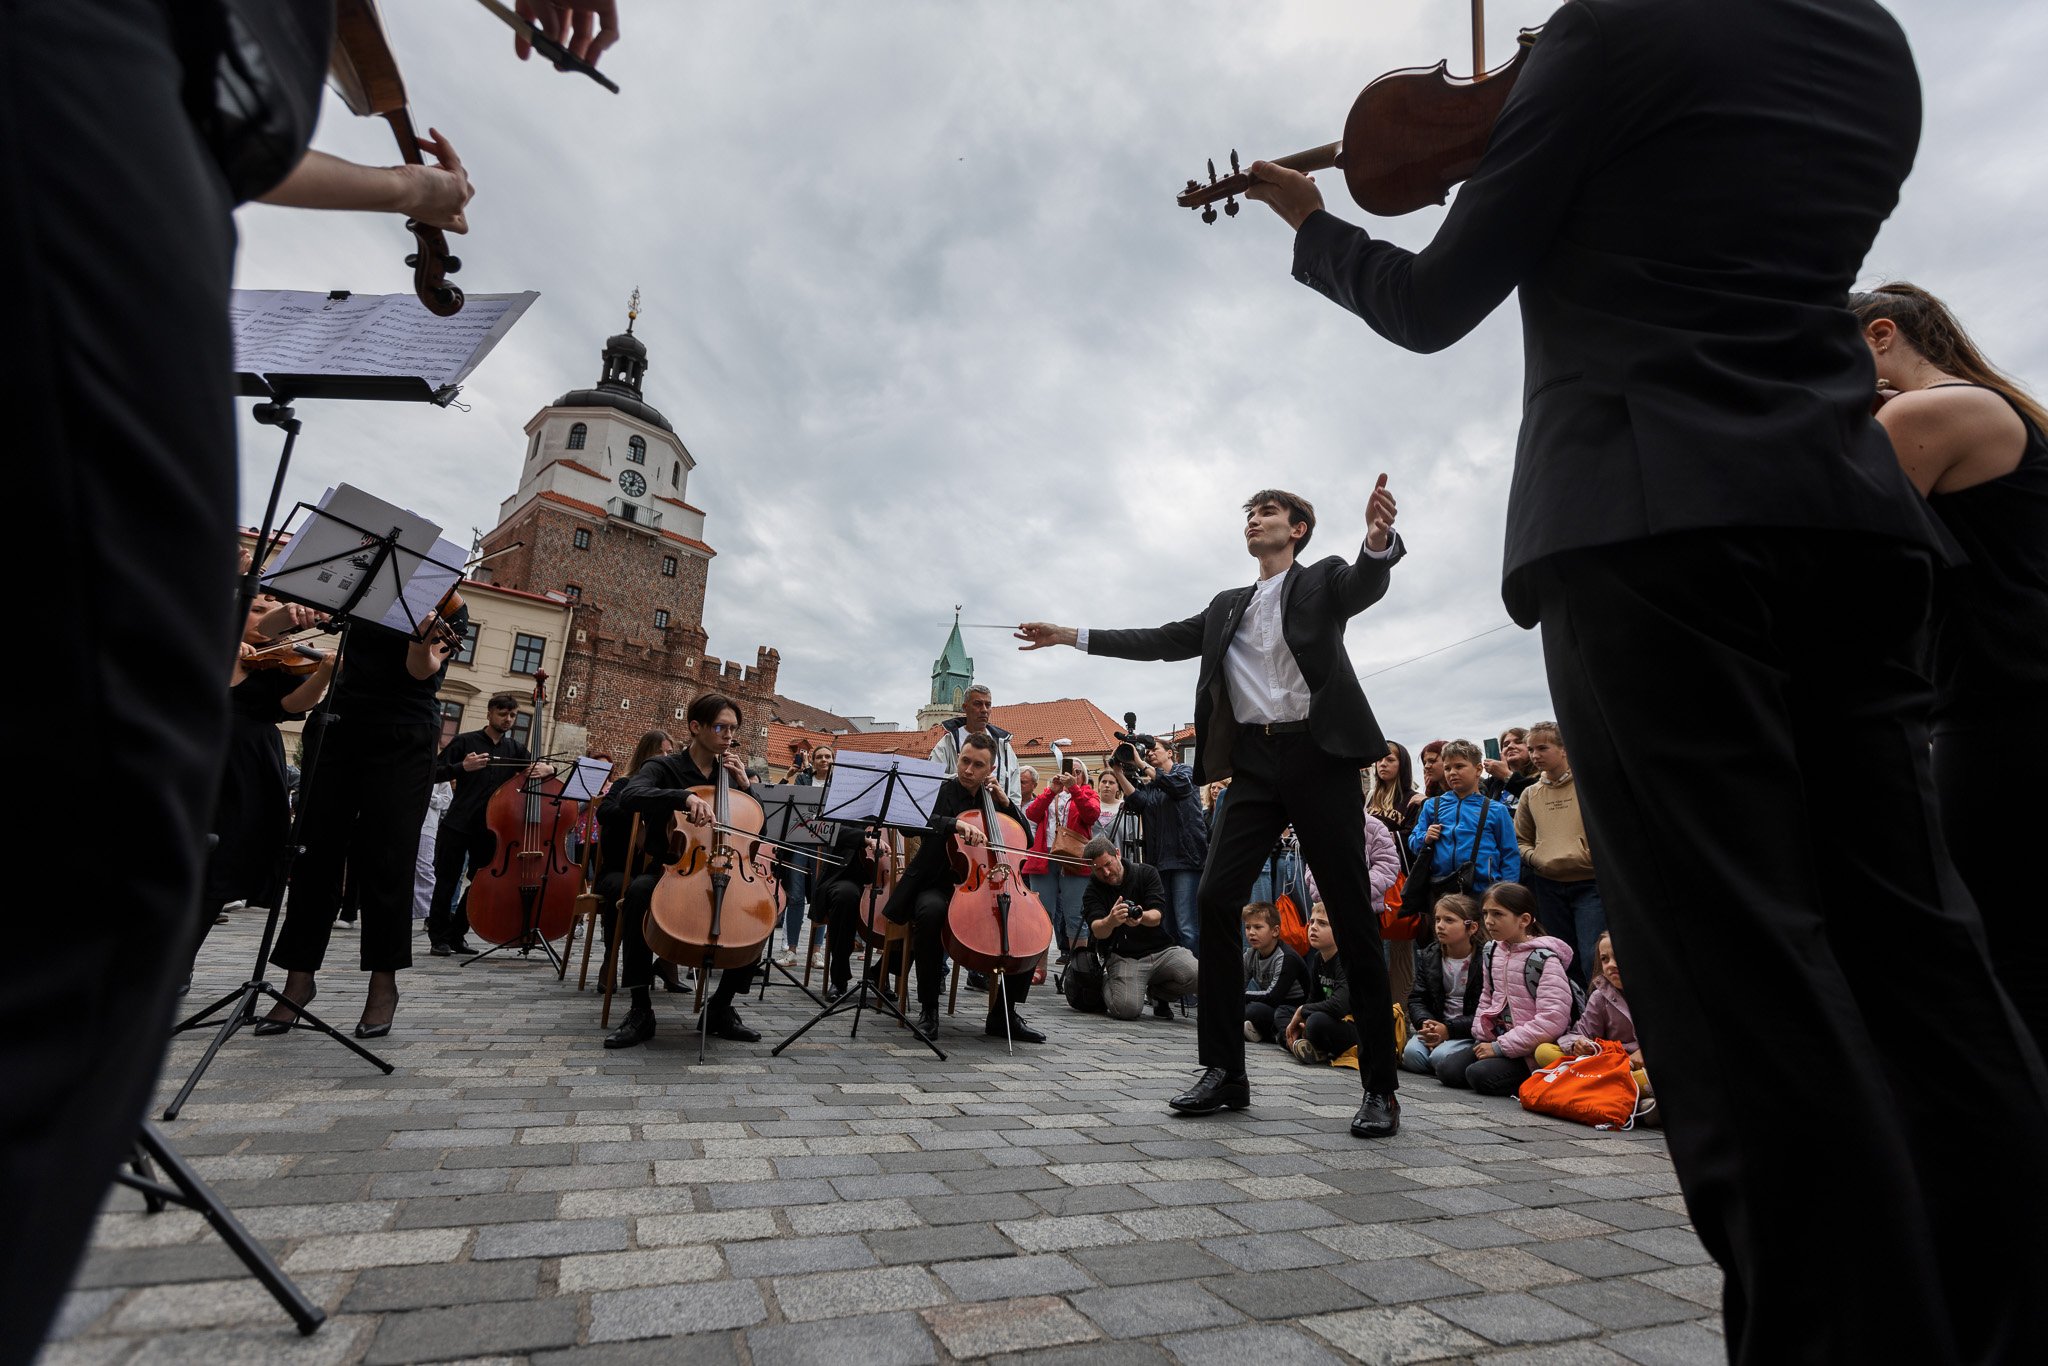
[821,753,946,829]
[260,484,442,621]
[379,536,470,635]
[559,757,613,803]
[231,289,539,391]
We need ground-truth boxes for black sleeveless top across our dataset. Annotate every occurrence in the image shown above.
[1924,385,2048,723]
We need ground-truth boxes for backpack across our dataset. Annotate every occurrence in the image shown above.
[1274,892,1310,957]
[1484,942,1586,1032]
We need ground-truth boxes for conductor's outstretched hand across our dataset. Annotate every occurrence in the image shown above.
[1365,473,1398,553]
[1015,622,1077,651]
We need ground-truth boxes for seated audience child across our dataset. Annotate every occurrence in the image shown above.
[1534,930,1649,1094]
[1401,894,1485,1081]
[1445,882,1578,1094]
[1285,904,1355,1064]
[1242,902,1308,1043]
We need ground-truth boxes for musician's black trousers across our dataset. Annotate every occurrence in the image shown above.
[1,2,241,1352]
[616,873,754,1012]
[906,887,1032,1013]
[1531,529,2048,1365]
[814,877,869,989]
[1196,730,1396,1096]
[426,822,493,946]
[1934,710,2044,1048]
[274,721,434,974]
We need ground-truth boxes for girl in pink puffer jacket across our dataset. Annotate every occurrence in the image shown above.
[1445,882,1577,1096]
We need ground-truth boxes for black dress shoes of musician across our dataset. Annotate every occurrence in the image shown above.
[428,941,455,958]
[1350,1091,1401,1139]
[355,999,398,1040]
[604,1005,656,1049]
[914,1005,940,1039]
[446,937,476,955]
[707,1007,760,1043]
[986,1010,1046,1045]
[1168,1067,1251,1115]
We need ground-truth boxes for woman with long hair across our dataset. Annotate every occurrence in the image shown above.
[1851,282,2046,1045]
[1418,739,1449,800]
[1366,742,1419,865]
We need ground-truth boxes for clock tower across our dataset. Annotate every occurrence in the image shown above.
[475,296,781,759]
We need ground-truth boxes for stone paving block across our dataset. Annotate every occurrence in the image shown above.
[1572,1200,1692,1233]
[1000,1214,1140,1253]
[1305,1222,1449,1262]
[1112,1207,1247,1242]
[872,1222,1018,1265]
[46,1289,122,1341]
[534,1334,744,1365]
[110,1276,345,1332]
[725,1233,877,1277]
[1070,1241,1235,1287]
[1319,1191,1442,1223]
[512,1163,652,1193]
[553,1186,700,1219]
[771,1265,949,1322]
[1219,1199,1342,1233]
[1200,1269,1371,1321]
[122,1316,376,1365]
[344,1261,542,1312]
[1418,1215,1540,1250]
[1473,1344,1633,1365]
[1537,1279,1702,1331]
[587,1280,769,1341]
[1433,1246,1583,1291]
[707,1177,838,1209]
[925,1295,1102,1357]
[367,1169,512,1200]
[362,1299,582,1365]
[1630,1265,1723,1311]
[1071,1282,1244,1337]
[1328,1256,1483,1305]
[984,1345,1174,1366]
[233,1201,399,1240]
[1200,1232,1345,1272]
[1133,1181,1252,1208]
[635,1208,778,1245]
[1300,1304,1487,1365]
[745,1311,939,1366]
[557,1245,724,1292]
[1434,1292,1601,1346]
[394,1192,561,1229]
[911,1191,1043,1225]
[1602,1321,1727,1366]
[1030,1185,1159,1218]
[471,1217,628,1260]
[1527,1237,1674,1279]
[786,1197,924,1234]
[1608,1228,1711,1266]
[1162,1323,1351,1366]
[283,1229,468,1273]
[1495,1208,1619,1242]
[937,1252,1096,1301]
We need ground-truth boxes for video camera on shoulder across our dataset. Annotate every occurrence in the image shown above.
[1110,711,1158,782]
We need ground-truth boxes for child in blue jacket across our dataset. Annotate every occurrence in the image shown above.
[1409,740,1521,896]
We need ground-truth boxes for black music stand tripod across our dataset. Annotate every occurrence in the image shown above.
[772,756,947,1062]
[749,783,830,1011]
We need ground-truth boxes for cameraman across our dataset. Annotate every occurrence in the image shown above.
[1082,836,1199,1021]
[1122,738,1208,952]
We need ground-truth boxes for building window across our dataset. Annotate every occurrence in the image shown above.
[627,436,646,464]
[453,621,479,666]
[510,632,546,675]
[567,423,588,450]
[509,711,534,750]
[653,609,671,629]
[661,555,677,578]
[565,584,581,601]
[436,700,464,750]
[573,528,592,550]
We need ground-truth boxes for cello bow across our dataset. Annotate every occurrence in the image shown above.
[329,0,466,316]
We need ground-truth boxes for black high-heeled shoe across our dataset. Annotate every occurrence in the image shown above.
[254,984,316,1036]
[354,989,398,1039]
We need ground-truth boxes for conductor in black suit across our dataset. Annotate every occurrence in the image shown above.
[1242,0,2048,1360]
[1017,479,1405,1137]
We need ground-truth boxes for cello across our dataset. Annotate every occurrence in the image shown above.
[942,789,1054,992]
[644,765,780,973]
[1175,2,1542,222]
[465,765,585,950]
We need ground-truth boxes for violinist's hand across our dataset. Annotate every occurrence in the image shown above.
[528,761,555,779]
[683,794,714,826]
[397,128,473,234]
[462,751,490,774]
[514,1,620,67]
[1245,160,1326,231]
[1014,622,1077,651]
[1364,472,1398,553]
[255,600,327,639]
[957,825,988,849]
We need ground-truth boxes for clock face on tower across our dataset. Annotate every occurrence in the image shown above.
[618,469,647,498]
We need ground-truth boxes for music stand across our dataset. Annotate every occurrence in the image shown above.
[163,486,466,1119]
[749,785,829,1009]
[771,754,948,1060]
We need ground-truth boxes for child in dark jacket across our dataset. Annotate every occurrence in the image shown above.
[1285,903,1355,1064]
[1241,902,1308,1043]
[1402,894,1486,1082]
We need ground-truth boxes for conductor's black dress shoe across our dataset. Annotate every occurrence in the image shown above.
[1168,1067,1250,1115]
[1350,1091,1401,1138]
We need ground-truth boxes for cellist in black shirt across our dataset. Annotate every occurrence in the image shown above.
[425,691,553,955]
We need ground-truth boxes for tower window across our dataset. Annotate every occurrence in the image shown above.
[661,555,677,578]
[567,422,588,450]
[510,632,546,675]
[573,528,592,550]
[565,584,581,601]
[654,609,671,629]
[627,436,647,465]
[672,460,681,487]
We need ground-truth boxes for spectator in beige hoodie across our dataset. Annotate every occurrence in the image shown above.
[1514,721,1605,989]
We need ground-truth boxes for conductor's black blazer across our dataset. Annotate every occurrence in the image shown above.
[1290,0,1940,625]
[1087,537,1405,784]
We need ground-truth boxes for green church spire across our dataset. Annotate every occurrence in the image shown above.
[930,605,974,708]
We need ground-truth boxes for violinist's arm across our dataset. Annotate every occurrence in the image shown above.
[257,134,473,233]
[1273,0,1604,354]
[278,652,337,713]
[406,628,455,681]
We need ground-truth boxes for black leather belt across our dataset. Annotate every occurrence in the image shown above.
[1255,720,1310,735]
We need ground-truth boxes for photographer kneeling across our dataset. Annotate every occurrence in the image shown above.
[1081,836,1199,1021]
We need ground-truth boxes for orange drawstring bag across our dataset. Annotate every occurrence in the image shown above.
[1517,1040,1640,1130]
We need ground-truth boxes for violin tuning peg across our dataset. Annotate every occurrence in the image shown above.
[1230,150,1242,174]
[1184,178,1199,194]
[1224,198,1239,217]
[443,255,462,273]
[1201,206,1218,225]
[1206,157,1218,184]
[404,253,421,268]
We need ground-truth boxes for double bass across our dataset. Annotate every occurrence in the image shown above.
[942,789,1054,981]
[644,765,780,972]
[466,766,585,948]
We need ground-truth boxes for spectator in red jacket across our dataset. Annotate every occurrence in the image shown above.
[1026,763,1101,961]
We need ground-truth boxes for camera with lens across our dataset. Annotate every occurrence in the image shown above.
[1110,711,1158,784]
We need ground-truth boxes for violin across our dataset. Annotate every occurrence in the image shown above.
[645,764,780,971]
[1176,21,1543,222]
[330,0,465,316]
[240,641,330,676]
[413,584,469,650]
[466,764,585,948]
[941,789,1054,978]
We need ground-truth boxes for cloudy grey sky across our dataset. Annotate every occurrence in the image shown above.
[233,0,2046,748]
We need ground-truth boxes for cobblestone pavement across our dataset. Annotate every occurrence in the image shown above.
[43,916,1721,1365]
